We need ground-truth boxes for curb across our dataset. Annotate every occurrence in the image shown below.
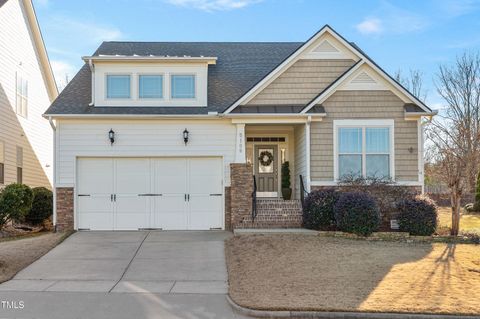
[226,295,480,319]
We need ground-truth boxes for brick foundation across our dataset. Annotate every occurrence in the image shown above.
[230,163,254,228]
[238,199,302,228]
[56,187,74,231]
[224,186,232,230]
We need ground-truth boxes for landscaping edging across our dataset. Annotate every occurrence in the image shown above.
[226,295,480,319]
[317,231,479,244]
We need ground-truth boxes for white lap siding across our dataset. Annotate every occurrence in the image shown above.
[55,119,236,187]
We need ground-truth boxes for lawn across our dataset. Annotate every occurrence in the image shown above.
[437,206,480,234]
[226,234,480,315]
[0,232,70,283]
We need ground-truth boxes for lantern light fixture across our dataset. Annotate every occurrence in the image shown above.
[183,129,189,146]
[108,129,115,145]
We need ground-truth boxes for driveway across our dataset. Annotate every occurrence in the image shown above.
[0,231,248,319]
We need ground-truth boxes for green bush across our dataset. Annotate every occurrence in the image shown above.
[474,171,480,212]
[396,195,437,236]
[281,161,291,189]
[25,187,53,225]
[334,192,380,236]
[0,183,34,225]
[302,188,339,230]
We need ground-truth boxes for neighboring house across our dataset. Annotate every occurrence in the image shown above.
[44,25,436,232]
[0,0,57,189]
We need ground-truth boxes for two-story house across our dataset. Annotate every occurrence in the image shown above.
[0,0,57,189]
[44,25,436,232]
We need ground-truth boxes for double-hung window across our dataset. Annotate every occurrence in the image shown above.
[139,75,163,99]
[335,120,393,180]
[171,75,195,99]
[16,73,28,117]
[106,75,130,99]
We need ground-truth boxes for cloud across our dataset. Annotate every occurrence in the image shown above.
[356,18,382,35]
[437,0,480,17]
[50,60,78,92]
[165,0,262,11]
[355,2,428,36]
[48,16,123,43]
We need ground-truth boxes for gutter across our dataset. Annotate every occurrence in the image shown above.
[88,59,95,106]
[48,116,57,231]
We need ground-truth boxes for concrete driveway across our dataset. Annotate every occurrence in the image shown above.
[0,231,248,319]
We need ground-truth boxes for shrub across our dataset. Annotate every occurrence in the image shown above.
[0,183,33,224]
[25,187,53,225]
[396,195,437,236]
[302,188,339,230]
[334,192,380,236]
[338,175,417,223]
[474,171,480,212]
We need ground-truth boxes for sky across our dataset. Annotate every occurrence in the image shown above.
[33,0,480,108]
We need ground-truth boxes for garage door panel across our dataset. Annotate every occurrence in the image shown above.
[188,158,223,194]
[153,196,187,230]
[77,158,113,194]
[77,157,223,230]
[77,195,113,230]
[115,159,150,194]
[189,195,222,230]
[114,195,150,230]
[153,159,187,194]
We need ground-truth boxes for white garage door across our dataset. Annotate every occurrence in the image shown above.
[76,157,223,230]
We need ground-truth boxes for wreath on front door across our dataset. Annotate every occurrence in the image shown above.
[258,150,274,166]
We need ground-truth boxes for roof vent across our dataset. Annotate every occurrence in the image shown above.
[351,71,376,84]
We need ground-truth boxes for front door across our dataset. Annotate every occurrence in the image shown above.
[254,145,278,197]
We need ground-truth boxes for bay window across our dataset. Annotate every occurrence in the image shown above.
[335,120,394,181]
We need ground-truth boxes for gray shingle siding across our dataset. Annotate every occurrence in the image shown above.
[44,42,302,115]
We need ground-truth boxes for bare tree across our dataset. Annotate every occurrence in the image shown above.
[428,52,480,236]
[394,69,427,102]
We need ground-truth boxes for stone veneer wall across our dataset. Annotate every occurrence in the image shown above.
[224,186,232,230]
[230,163,254,228]
[56,187,74,231]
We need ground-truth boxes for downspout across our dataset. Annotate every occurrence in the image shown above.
[88,59,95,106]
[306,116,312,192]
[48,116,57,231]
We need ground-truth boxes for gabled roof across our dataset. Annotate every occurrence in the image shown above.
[44,25,434,117]
[44,42,302,115]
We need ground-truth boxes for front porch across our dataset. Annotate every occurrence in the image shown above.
[229,120,312,229]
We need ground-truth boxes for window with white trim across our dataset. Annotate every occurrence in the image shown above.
[16,73,28,117]
[106,75,131,99]
[139,75,163,99]
[16,146,23,184]
[335,120,394,180]
[171,74,195,99]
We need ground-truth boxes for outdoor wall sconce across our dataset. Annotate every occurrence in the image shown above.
[408,146,414,154]
[183,129,189,145]
[109,129,115,145]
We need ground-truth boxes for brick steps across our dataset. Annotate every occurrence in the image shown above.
[236,199,303,229]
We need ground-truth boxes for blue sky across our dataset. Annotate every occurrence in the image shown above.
[34,0,480,108]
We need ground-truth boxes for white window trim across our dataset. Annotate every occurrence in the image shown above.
[138,73,165,100]
[333,119,395,181]
[170,73,197,100]
[16,72,28,118]
[105,73,132,100]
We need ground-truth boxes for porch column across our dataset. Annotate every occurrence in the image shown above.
[305,116,311,191]
[235,123,246,163]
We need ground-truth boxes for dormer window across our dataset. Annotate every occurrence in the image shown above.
[139,75,163,99]
[171,75,195,99]
[106,75,130,99]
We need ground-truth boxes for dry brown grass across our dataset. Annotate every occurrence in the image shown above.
[437,206,480,234]
[226,234,480,315]
[0,232,70,283]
